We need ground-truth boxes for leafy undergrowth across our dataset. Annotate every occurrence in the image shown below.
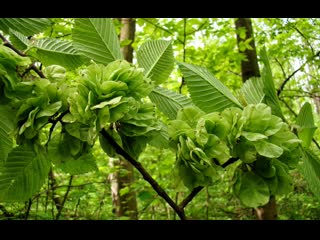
[1,145,320,220]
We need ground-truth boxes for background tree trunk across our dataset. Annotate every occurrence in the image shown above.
[109,18,138,220]
[235,18,260,82]
[235,18,277,220]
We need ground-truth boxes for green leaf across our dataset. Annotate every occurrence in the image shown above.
[99,129,123,158]
[72,18,122,64]
[260,47,284,120]
[242,131,267,141]
[299,148,320,200]
[8,29,29,50]
[33,38,87,70]
[0,105,15,162]
[176,106,205,128]
[254,157,276,179]
[36,101,62,118]
[43,65,66,82]
[0,18,51,36]
[240,77,265,105]
[253,140,283,158]
[237,171,270,208]
[149,86,193,120]
[137,40,174,85]
[273,159,293,196]
[168,120,195,145]
[178,62,242,113]
[296,102,317,148]
[235,137,257,163]
[122,135,148,159]
[0,144,50,202]
[147,122,169,148]
[65,123,92,143]
[58,153,98,175]
[242,103,271,133]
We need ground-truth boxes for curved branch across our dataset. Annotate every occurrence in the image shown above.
[277,62,306,96]
[277,51,320,96]
[141,18,184,45]
[0,33,45,78]
[100,128,186,220]
[179,186,203,209]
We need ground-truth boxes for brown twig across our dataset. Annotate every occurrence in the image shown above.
[24,199,32,220]
[56,175,74,220]
[178,186,203,209]
[277,51,320,96]
[0,33,45,78]
[100,128,187,220]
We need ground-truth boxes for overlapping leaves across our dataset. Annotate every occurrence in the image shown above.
[168,103,301,207]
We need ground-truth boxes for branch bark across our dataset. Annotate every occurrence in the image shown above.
[100,128,187,220]
[56,175,74,220]
[0,33,46,78]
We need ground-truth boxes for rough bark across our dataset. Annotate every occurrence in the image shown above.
[108,18,138,220]
[313,94,320,114]
[235,18,260,82]
[254,196,278,220]
[235,18,277,220]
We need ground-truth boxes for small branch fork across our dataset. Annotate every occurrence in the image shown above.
[0,33,45,78]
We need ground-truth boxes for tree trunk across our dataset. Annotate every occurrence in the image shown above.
[235,18,260,82]
[108,18,138,220]
[235,18,277,220]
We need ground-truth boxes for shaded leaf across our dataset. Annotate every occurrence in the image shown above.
[237,171,270,208]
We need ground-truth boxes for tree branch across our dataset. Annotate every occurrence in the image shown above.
[100,128,186,220]
[277,62,306,96]
[178,186,203,209]
[292,25,314,55]
[56,175,73,220]
[0,33,45,78]
[141,18,184,45]
[24,199,32,220]
[274,57,287,80]
[221,157,239,168]
[277,51,320,96]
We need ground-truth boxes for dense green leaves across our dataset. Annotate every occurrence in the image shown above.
[178,62,242,113]
[137,40,174,85]
[72,18,122,64]
[168,102,300,204]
